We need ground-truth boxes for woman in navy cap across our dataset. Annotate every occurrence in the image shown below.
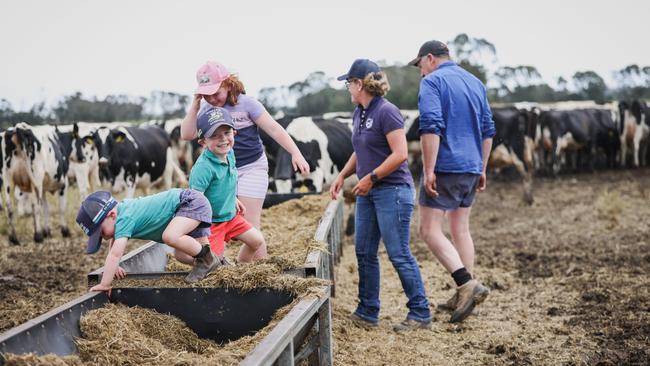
[329,59,431,331]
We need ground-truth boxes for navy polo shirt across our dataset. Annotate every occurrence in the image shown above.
[352,97,413,186]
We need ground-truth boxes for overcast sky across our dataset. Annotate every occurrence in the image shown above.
[2,0,649,110]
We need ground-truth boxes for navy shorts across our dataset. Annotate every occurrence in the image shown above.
[175,189,212,238]
[418,173,481,211]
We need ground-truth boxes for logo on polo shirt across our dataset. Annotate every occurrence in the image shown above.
[365,118,374,129]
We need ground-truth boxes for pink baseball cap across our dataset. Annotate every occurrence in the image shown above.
[195,61,230,95]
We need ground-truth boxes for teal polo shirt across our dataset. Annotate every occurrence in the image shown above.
[114,188,182,242]
[189,149,237,223]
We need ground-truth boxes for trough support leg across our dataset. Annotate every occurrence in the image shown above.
[318,297,333,366]
[277,341,294,366]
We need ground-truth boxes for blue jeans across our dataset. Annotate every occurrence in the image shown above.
[354,184,431,323]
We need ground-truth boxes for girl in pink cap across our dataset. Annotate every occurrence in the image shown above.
[181,61,309,232]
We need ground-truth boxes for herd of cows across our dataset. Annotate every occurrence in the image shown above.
[1,99,648,244]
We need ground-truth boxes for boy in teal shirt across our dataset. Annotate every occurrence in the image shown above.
[186,106,266,263]
[77,188,221,291]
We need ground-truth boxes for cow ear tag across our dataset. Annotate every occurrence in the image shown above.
[85,137,94,145]
[115,135,125,143]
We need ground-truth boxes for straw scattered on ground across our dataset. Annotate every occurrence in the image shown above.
[2,193,332,365]
[332,170,650,365]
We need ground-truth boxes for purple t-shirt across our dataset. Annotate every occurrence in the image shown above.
[352,97,413,186]
[200,94,266,168]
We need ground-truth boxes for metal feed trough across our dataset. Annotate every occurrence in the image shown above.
[87,195,345,294]
[0,286,333,366]
[0,194,342,365]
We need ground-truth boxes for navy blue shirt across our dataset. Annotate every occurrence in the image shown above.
[418,61,496,174]
[352,97,413,186]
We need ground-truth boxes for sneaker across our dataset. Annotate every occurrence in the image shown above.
[185,251,220,283]
[450,279,489,323]
[436,291,459,312]
[349,313,378,328]
[393,318,432,332]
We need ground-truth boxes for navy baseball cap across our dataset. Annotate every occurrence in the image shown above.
[336,59,380,81]
[408,40,450,66]
[76,191,118,254]
[197,106,235,139]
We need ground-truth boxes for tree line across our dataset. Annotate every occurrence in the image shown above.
[261,34,650,115]
[2,34,649,127]
[0,91,188,128]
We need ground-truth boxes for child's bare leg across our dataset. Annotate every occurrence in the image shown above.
[174,250,195,265]
[175,236,209,264]
[235,227,266,263]
[237,196,263,228]
[162,217,203,257]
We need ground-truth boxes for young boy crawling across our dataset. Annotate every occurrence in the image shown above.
[76,188,225,292]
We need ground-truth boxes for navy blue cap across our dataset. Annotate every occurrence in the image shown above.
[408,40,450,66]
[76,191,117,254]
[337,59,380,81]
[197,107,235,139]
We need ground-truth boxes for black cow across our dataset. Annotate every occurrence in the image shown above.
[260,113,299,191]
[146,119,196,175]
[404,116,424,177]
[0,128,3,211]
[272,116,353,193]
[488,107,536,204]
[585,108,620,169]
[94,125,185,198]
[539,108,619,174]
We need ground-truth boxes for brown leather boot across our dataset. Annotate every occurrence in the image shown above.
[393,318,432,332]
[185,250,219,283]
[450,279,489,323]
[436,291,459,312]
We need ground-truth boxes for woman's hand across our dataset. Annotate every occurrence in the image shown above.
[352,174,373,196]
[329,174,344,200]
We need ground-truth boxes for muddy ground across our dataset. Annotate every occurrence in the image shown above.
[333,169,650,365]
[1,170,649,365]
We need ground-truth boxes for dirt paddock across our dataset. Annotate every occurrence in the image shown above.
[1,170,649,365]
[333,169,650,365]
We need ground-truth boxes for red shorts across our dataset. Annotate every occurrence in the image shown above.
[209,214,253,255]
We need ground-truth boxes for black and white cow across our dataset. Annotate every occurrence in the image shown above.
[145,119,195,175]
[539,108,619,174]
[400,110,423,177]
[94,125,186,197]
[44,123,103,201]
[1,123,71,244]
[488,107,536,204]
[272,117,354,193]
[260,113,299,191]
[0,128,3,211]
[619,100,649,167]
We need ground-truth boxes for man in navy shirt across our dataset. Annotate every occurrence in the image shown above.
[410,40,496,323]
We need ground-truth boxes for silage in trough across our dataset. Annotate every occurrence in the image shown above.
[4,194,333,365]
